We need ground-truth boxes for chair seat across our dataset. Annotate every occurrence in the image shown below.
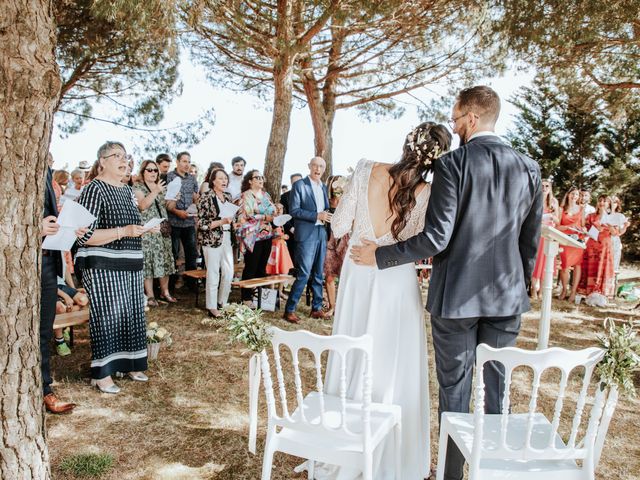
[275,391,401,454]
[442,412,582,475]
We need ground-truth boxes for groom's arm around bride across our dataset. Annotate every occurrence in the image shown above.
[353,85,542,480]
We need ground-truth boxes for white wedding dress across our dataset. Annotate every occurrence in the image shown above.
[312,159,431,480]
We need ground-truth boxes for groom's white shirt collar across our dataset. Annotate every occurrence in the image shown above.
[468,130,498,141]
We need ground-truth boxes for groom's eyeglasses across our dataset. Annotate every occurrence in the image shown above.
[448,112,479,129]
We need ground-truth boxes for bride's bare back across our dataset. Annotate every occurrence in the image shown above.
[367,163,427,239]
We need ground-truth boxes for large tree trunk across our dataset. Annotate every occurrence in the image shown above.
[302,21,343,180]
[0,2,60,478]
[263,0,294,199]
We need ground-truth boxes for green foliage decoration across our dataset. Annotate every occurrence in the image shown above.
[222,303,273,353]
[596,318,640,398]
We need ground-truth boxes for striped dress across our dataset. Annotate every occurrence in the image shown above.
[75,179,147,379]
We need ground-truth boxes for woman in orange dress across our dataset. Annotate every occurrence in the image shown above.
[530,179,560,299]
[557,187,585,302]
[579,195,616,298]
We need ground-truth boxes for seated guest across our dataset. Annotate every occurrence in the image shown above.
[609,195,630,274]
[76,141,153,394]
[530,178,560,299]
[266,203,294,276]
[54,274,89,356]
[557,187,585,302]
[133,160,177,306]
[197,168,235,317]
[237,169,276,306]
[579,195,616,298]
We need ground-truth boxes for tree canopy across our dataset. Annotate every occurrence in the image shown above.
[54,0,214,153]
[491,0,640,90]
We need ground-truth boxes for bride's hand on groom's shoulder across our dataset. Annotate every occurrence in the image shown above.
[351,238,377,266]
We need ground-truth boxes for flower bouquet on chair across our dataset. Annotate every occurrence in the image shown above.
[146,321,172,361]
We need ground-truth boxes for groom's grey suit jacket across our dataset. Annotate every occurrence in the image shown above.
[376,135,542,319]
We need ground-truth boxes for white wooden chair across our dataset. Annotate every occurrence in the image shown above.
[258,327,402,480]
[436,344,619,480]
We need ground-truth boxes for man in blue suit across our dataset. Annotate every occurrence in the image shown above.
[283,157,331,323]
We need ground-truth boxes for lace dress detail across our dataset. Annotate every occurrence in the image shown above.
[331,159,430,247]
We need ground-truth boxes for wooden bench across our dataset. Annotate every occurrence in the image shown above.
[53,309,90,346]
[183,269,208,307]
[232,275,295,309]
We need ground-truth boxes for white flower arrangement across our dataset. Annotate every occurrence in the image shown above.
[146,321,172,346]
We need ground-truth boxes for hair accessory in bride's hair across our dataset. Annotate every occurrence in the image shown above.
[405,124,443,167]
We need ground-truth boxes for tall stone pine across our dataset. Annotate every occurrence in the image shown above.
[0,1,60,478]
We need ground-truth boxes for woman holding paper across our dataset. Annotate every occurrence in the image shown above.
[609,196,630,273]
[237,170,276,306]
[530,179,560,299]
[557,187,585,302]
[133,159,177,307]
[76,141,156,394]
[579,195,616,297]
[197,168,235,317]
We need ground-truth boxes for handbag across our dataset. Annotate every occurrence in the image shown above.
[154,198,172,238]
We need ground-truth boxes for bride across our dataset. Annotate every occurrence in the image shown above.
[312,122,452,479]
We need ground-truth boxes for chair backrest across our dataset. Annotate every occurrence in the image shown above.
[472,344,618,471]
[260,327,374,443]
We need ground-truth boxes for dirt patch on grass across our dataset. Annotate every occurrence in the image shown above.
[48,268,640,479]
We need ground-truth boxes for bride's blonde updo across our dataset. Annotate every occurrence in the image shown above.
[388,122,451,240]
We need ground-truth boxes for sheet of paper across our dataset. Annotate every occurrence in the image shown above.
[142,218,165,231]
[165,177,181,200]
[57,200,96,228]
[218,201,240,219]
[587,225,599,242]
[186,204,198,216]
[42,227,79,251]
[273,214,292,227]
[42,201,96,251]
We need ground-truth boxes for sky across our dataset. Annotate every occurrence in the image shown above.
[49,53,533,184]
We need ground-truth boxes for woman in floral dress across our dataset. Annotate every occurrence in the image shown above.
[133,160,176,306]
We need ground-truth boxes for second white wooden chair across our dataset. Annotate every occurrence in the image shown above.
[258,327,402,480]
[436,344,618,480]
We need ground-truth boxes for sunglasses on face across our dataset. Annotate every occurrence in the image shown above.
[252,175,264,180]
[145,167,159,173]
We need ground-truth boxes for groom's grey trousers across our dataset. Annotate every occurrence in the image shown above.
[431,314,521,480]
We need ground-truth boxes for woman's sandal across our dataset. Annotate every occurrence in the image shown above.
[147,297,159,307]
[160,292,177,303]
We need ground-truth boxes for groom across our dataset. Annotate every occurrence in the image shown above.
[352,86,542,480]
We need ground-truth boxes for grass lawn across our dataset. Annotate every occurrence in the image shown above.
[47,266,640,479]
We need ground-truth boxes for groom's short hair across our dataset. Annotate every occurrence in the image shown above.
[456,86,501,125]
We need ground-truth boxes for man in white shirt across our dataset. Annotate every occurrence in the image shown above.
[226,156,245,201]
